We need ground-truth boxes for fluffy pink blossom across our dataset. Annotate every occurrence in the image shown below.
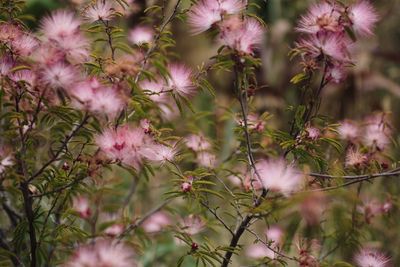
[11,33,39,56]
[187,0,246,35]
[327,63,347,83]
[72,196,91,218]
[0,23,21,44]
[54,33,89,63]
[140,143,177,165]
[219,17,264,54]
[265,226,283,246]
[0,56,14,76]
[338,120,359,141]
[63,240,136,267]
[306,127,320,140]
[185,134,212,152]
[40,10,81,40]
[357,198,384,224]
[10,69,36,86]
[296,2,341,34]
[255,159,303,196]
[295,33,351,62]
[181,215,205,235]
[354,248,390,267]
[348,1,379,36]
[345,148,368,168]
[363,123,390,150]
[68,77,126,118]
[246,244,274,259]
[96,125,152,169]
[83,1,115,23]
[128,26,154,45]
[142,211,171,233]
[166,64,196,97]
[31,43,66,65]
[196,151,216,168]
[40,62,79,88]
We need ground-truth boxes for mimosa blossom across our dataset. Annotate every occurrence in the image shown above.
[255,159,303,196]
[354,248,390,267]
[63,240,137,267]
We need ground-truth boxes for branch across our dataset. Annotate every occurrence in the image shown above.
[200,201,234,236]
[117,200,171,241]
[27,113,89,183]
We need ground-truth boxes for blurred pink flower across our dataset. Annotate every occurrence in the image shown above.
[40,62,79,88]
[10,69,36,87]
[295,33,351,63]
[72,196,91,219]
[104,224,124,237]
[0,56,14,76]
[363,123,390,151]
[185,133,212,152]
[187,0,246,35]
[196,151,216,168]
[96,125,152,169]
[246,243,275,259]
[219,17,264,54]
[63,240,136,267]
[306,127,320,140]
[181,214,205,235]
[237,113,265,132]
[348,1,379,36]
[354,248,390,267]
[140,143,177,165]
[255,159,303,196]
[327,63,347,83]
[142,211,171,233]
[345,148,368,168]
[128,26,154,45]
[338,120,359,141]
[40,10,81,40]
[11,33,39,56]
[166,64,196,97]
[296,2,341,34]
[140,79,170,103]
[83,1,115,22]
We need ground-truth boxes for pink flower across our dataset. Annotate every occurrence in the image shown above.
[83,1,115,23]
[296,2,341,34]
[54,33,89,63]
[40,10,81,40]
[196,151,216,168]
[237,113,265,132]
[68,77,126,118]
[306,127,320,140]
[72,196,91,219]
[246,244,275,259]
[265,226,283,246]
[345,148,368,168]
[348,1,379,36]
[187,0,246,35]
[354,248,390,267]
[96,125,152,169]
[0,150,13,174]
[128,26,154,45]
[40,62,79,88]
[142,212,171,233]
[219,17,264,54]
[0,56,14,76]
[295,33,351,63]
[363,123,390,150]
[181,181,192,192]
[11,33,39,56]
[357,198,383,224]
[104,224,124,237]
[338,120,359,141]
[255,159,303,196]
[140,143,177,165]
[185,134,211,152]
[166,64,196,97]
[63,240,137,267]
[181,214,205,235]
[327,63,347,83]
[10,69,36,87]
[31,43,66,65]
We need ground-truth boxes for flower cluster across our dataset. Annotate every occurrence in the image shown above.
[295,1,378,83]
[63,240,137,267]
[96,123,176,169]
[188,0,264,55]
